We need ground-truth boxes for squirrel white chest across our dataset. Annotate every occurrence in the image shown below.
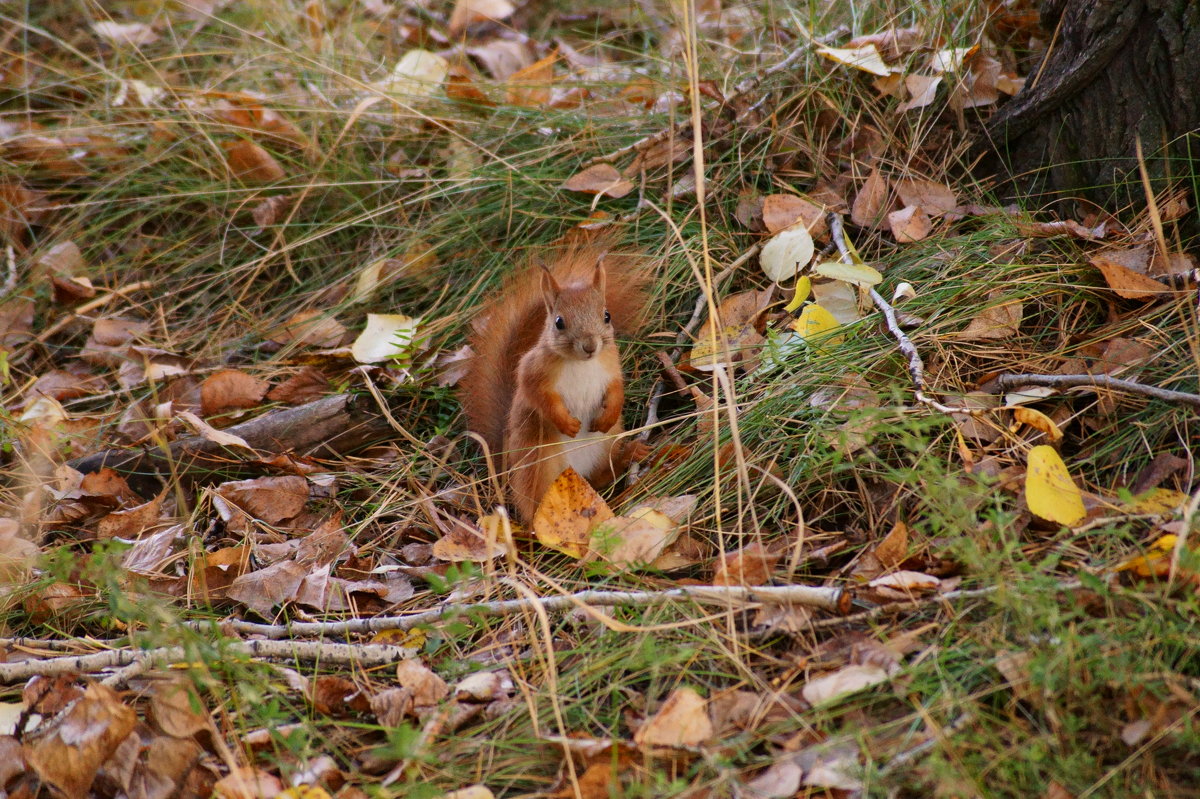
[553,357,614,476]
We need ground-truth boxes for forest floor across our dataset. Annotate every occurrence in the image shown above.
[1,0,1199,797]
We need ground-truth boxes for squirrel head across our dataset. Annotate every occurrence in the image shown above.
[539,255,613,361]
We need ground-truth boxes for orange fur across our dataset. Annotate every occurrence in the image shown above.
[459,236,651,521]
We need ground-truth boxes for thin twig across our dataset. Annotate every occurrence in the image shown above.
[828,214,976,415]
[994,373,1200,409]
[0,639,418,685]
[187,584,852,641]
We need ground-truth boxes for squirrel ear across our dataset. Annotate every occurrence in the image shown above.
[539,265,560,309]
[592,251,608,294]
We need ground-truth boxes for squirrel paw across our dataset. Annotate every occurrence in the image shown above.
[625,440,652,462]
[557,415,582,438]
[590,409,620,433]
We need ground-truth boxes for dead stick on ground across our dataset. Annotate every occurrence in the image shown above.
[828,214,976,416]
[191,584,851,641]
[994,372,1200,409]
[0,640,417,685]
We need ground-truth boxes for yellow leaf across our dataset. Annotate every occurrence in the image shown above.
[1025,445,1085,526]
[791,303,843,347]
[783,276,811,313]
[1122,488,1190,516]
[1012,406,1063,443]
[813,260,883,287]
[1115,534,1179,577]
[816,45,897,77]
[532,467,613,558]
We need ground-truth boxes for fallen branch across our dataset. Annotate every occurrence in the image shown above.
[994,372,1200,409]
[66,392,398,487]
[190,584,853,641]
[0,639,417,685]
[829,214,975,416]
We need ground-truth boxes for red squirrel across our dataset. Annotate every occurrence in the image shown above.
[460,239,651,521]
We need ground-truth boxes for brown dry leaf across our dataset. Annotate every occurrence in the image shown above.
[893,177,957,216]
[467,39,534,80]
[250,194,294,228]
[1014,218,1106,240]
[801,664,889,707]
[448,0,515,35]
[213,475,309,526]
[0,178,48,242]
[873,520,909,569]
[0,517,38,589]
[122,524,182,575]
[210,95,311,150]
[712,542,780,586]
[267,366,331,404]
[952,291,1022,340]
[200,369,269,417]
[888,204,932,242]
[0,296,34,347]
[148,677,213,739]
[951,391,1001,443]
[223,140,286,183]
[268,309,347,348]
[851,167,889,228]
[532,467,614,558]
[226,560,307,617]
[24,683,137,799]
[97,495,163,539]
[1090,251,1169,300]
[846,26,923,60]
[311,675,372,717]
[562,164,634,198]
[867,570,940,599]
[897,74,942,111]
[633,687,714,748]
[505,52,556,107]
[762,194,829,238]
[1044,781,1076,799]
[213,767,283,799]
[432,517,508,562]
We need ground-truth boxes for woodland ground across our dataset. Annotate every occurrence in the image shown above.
[1,0,1199,797]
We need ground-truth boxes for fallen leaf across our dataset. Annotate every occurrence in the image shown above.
[897,74,942,111]
[811,280,861,324]
[532,467,614,558]
[177,410,254,451]
[952,292,1021,340]
[851,167,889,228]
[790,303,842,348]
[351,313,420,364]
[562,164,634,198]
[1013,406,1063,443]
[893,177,957,216]
[223,140,285,182]
[812,260,882,287]
[759,224,814,282]
[888,205,932,242]
[1090,252,1169,300]
[432,517,508,562]
[712,542,780,585]
[213,475,309,525]
[634,687,713,747]
[1025,445,1085,526]
[92,20,158,46]
[378,49,449,97]
[506,52,556,107]
[268,310,347,348]
[267,366,331,404]
[213,767,283,799]
[867,570,940,599]
[24,683,137,799]
[589,510,682,568]
[802,664,889,706]
[761,194,828,237]
[200,369,269,416]
[873,520,909,569]
[816,45,896,77]
[226,560,308,617]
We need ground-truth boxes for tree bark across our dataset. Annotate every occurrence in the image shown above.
[984,0,1200,209]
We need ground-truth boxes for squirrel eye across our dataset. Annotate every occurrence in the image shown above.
[554,316,565,330]
[604,310,611,324]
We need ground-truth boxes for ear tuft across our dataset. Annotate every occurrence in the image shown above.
[540,265,560,310]
[592,251,608,294]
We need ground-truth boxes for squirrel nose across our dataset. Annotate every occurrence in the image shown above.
[581,338,598,356]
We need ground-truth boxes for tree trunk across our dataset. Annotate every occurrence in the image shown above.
[985,0,1200,210]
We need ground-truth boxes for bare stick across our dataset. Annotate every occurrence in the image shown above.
[828,215,976,416]
[0,639,418,684]
[994,373,1200,409]
[187,584,852,641]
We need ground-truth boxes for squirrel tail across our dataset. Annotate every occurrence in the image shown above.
[460,234,652,458]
